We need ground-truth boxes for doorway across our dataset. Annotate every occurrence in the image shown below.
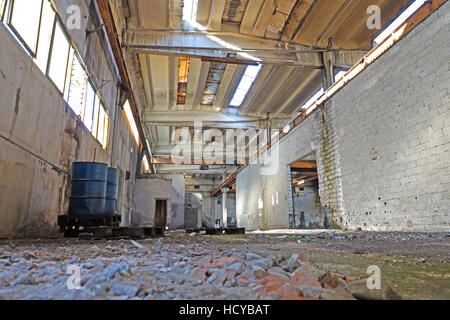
[155,199,168,228]
[289,152,325,229]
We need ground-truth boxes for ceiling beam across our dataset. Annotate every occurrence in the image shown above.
[185,58,203,110]
[169,56,179,111]
[194,61,211,110]
[151,157,248,166]
[291,161,317,169]
[143,110,267,124]
[211,173,237,197]
[123,30,366,67]
[138,54,153,108]
[213,64,238,111]
[292,174,318,187]
[222,65,247,110]
[148,55,170,110]
[240,65,274,113]
[197,0,227,31]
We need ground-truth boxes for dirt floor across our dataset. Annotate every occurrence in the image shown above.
[0,230,448,300]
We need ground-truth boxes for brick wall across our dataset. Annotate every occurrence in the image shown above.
[237,2,450,232]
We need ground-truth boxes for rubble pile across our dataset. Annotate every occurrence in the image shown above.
[0,239,400,300]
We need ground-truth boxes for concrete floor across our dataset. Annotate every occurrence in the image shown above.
[0,230,448,300]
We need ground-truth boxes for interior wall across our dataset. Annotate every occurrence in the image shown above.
[201,195,215,228]
[185,193,203,229]
[132,175,172,227]
[165,174,186,230]
[291,182,324,229]
[212,193,237,227]
[0,0,139,237]
[237,2,450,232]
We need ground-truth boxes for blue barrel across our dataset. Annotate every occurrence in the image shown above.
[68,162,108,215]
[104,167,119,214]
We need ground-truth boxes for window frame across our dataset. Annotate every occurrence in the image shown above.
[46,17,72,94]
[96,102,110,150]
[0,0,7,22]
[6,0,44,57]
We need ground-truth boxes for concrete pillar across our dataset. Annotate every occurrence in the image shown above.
[221,186,229,228]
[322,51,335,89]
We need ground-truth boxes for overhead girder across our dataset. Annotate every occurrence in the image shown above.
[122,29,367,68]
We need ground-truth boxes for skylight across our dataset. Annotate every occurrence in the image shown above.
[301,88,324,110]
[182,0,262,108]
[374,0,426,44]
[182,0,198,22]
[123,100,140,146]
[334,71,347,82]
[177,57,190,105]
[229,64,262,107]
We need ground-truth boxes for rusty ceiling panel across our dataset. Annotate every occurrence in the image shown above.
[266,0,297,34]
[202,63,226,105]
[222,0,249,23]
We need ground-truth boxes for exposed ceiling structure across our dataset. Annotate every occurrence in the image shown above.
[113,0,415,180]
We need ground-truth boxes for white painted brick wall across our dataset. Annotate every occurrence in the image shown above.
[237,2,450,231]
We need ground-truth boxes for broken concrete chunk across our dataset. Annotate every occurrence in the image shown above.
[111,281,142,297]
[346,279,401,300]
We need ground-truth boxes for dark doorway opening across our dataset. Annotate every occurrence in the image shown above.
[289,152,325,229]
[155,200,168,228]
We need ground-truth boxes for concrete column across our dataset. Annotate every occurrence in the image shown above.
[322,51,335,89]
[221,187,229,228]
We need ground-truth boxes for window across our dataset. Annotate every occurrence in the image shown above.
[123,100,140,146]
[1,0,6,21]
[2,0,110,150]
[230,64,262,107]
[301,88,324,110]
[96,102,109,149]
[66,54,88,116]
[48,20,71,93]
[83,82,96,132]
[7,0,44,55]
[35,0,55,73]
[182,0,198,22]
[143,155,150,173]
[374,0,426,45]
[177,57,190,105]
[92,93,101,135]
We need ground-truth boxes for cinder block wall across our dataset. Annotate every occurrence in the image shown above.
[237,2,450,232]
[0,1,139,237]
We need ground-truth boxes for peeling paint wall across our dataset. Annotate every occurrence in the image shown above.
[0,0,139,238]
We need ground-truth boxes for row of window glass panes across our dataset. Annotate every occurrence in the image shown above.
[2,0,109,150]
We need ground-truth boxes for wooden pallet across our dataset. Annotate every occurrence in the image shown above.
[58,214,121,238]
[79,226,165,240]
[186,227,245,235]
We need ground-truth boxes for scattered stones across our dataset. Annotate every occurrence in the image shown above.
[246,253,262,261]
[319,272,339,289]
[101,263,130,279]
[12,273,35,286]
[111,281,142,297]
[130,240,146,251]
[346,279,401,300]
[0,233,425,300]
[254,269,270,279]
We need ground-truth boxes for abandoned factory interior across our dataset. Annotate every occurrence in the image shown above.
[0,0,449,303]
